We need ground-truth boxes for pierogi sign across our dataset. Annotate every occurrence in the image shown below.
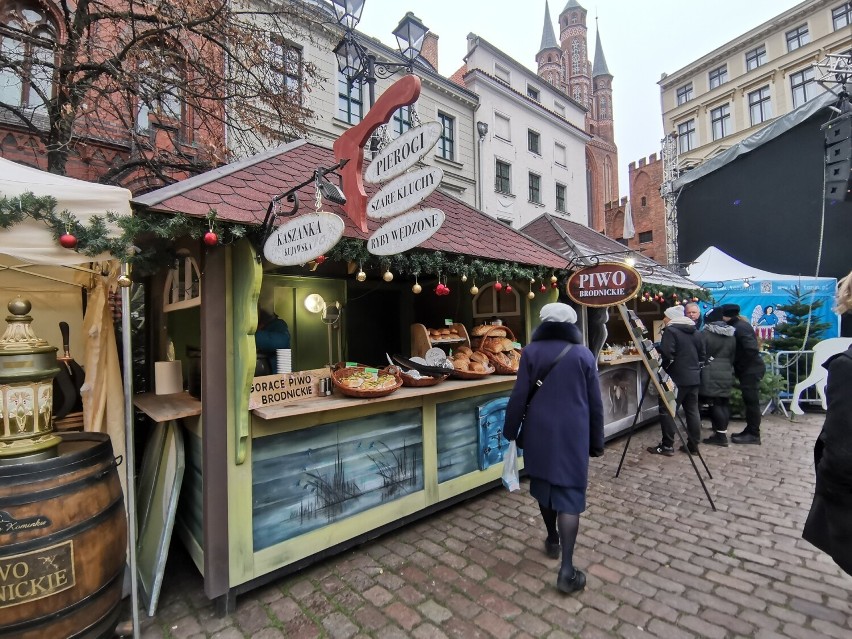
[367,166,444,219]
[566,262,642,307]
[263,212,345,266]
[364,122,443,184]
[368,208,445,256]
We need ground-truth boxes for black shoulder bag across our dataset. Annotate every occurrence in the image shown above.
[516,343,574,448]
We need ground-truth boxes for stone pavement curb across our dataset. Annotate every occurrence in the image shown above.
[138,413,851,639]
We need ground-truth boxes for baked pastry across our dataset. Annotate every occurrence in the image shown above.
[500,338,515,351]
[469,361,486,373]
[456,345,473,355]
[469,351,489,364]
[453,359,469,371]
[471,325,491,337]
[484,338,503,353]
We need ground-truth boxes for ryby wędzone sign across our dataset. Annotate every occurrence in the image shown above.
[367,208,446,256]
[566,262,642,307]
[263,212,345,266]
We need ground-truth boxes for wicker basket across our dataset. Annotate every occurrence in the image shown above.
[448,364,495,379]
[475,325,522,375]
[331,364,403,398]
[400,372,449,387]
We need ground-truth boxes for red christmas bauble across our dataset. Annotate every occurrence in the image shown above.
[435,284,445,295]
[551,281,558,289]
[443,286,451,295]
[494,282,503,291]
[540,284,547,293]
[59,233,77,249]
[315,255,326,265]
[204,231,218,246]
[505,285,512,293]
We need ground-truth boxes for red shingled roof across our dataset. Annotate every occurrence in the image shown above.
[133,140,567,269]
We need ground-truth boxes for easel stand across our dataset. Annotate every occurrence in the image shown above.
[613,304,717,511]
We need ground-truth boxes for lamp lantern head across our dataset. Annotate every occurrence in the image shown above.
[331,0,365,29]
[393,12,428,62]
[334,37,365,81]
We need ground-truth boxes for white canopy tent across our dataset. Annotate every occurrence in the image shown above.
[0,157,140,637]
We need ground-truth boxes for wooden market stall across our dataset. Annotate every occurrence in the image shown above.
[131,139,571,613]
[522,213,705,439]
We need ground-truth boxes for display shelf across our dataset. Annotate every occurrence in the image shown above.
[411,323,471,358]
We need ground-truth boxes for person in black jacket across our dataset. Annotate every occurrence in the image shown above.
[802,272,852,575]
[720,303,766,444]
[700,308,737,446]
[503,303,604,596]
[648,304,706,456]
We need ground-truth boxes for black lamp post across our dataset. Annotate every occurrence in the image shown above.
[332,0,428,109]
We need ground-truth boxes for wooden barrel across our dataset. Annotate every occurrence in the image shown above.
[0,432,127,639]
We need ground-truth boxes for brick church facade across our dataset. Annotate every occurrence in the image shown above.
[536,0,618,233]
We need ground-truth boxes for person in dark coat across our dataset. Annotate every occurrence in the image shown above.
[802,272,852,576]
[503,302,604,596]
[720,303,766,444]
[647,304,706,455]
[700,308,736,446]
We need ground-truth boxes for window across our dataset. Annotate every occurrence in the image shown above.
[640,196,647,207]
[677,119,695,153]
[785,25,810,52]
[555,183,566,212]
[437,112,454,161]
[639,231,653,244]
[337,72,363,124]
[708,65,728,89]
[495,160,511,194]
[528,129,541,154]
[528,173,541,204]
[527,85,540,101]
[745,45,766,71]
[494,64,510,84]
[676,83,693,105]
[791,67,816,108]
[833,2,852,30]
[136,44,185,133]
[748,86,772,126]
[0,2,55,113]
[554,143,567,166]
[710,103,730,140]
[272,39,302,99]
[391,105,411,136]
[494,112,510,140]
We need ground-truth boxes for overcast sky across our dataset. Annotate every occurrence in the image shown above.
[357,0,804,196]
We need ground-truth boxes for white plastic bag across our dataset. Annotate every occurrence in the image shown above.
[502,442,520,492]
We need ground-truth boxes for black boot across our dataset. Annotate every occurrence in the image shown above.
[731,430,761,445]
[556,568,586,594]
[703,432,729,447]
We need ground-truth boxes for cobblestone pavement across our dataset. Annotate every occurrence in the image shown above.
[139,412,852,639]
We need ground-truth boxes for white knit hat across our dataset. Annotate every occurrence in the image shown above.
[540,303,578,324]
[664,305,685,320]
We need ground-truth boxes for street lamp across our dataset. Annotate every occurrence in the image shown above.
[332,1,428,109]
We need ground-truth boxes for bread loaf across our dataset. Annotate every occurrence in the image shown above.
[453,359,469,371]
[456,345,473,355]
[469,361,486,373]
[471,325,491,337]
[469,351,489,364]
[500,337,515,351]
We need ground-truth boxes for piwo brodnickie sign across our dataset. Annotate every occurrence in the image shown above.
[566,262,642,307]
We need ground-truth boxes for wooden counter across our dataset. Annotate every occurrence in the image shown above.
[598,354,643,366]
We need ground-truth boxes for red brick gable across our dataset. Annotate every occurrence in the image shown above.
[133,140,567,268]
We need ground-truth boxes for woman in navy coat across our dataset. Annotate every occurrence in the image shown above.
[503,303,604,595]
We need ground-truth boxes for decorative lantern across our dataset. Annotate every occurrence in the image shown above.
[0,299,62,460]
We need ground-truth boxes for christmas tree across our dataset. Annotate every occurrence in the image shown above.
[768,285,831,351]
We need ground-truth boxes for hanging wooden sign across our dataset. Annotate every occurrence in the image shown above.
[367,208,445,256]
[364,122,443,184]
[367,166,444,219]
[263,212,345,266]
[566,262,642,307]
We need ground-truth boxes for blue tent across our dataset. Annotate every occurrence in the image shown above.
[688,246,839,340]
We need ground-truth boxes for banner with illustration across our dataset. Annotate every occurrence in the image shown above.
[699,278,839,340]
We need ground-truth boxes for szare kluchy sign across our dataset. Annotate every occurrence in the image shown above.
[367,166,444,219]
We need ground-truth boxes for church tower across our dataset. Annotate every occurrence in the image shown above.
[536,0,618,232]
[536,2,563,88]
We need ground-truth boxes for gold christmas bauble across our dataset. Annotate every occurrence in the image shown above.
[117,274,132,288]
[470,285,479,295]
[461,273,468,282]
[383,270,394,282]
[356,270,367,282]
[528,291,535,300]
[550,274,558,283]
[412,283,422,294]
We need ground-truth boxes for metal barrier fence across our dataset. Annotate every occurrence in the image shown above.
[765,350,822,417]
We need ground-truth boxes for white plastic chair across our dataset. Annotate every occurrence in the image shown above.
[790,337,852,414]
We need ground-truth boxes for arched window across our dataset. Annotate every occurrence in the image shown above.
[135,41,186,134]
[641,196,647,207]
[473,283,521,322]
[0,2,56,113]
[603,156,613,203]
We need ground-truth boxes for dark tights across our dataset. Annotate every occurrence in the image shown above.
[539,504,581,576]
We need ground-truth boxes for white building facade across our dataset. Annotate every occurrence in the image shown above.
[460,35,591,229]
